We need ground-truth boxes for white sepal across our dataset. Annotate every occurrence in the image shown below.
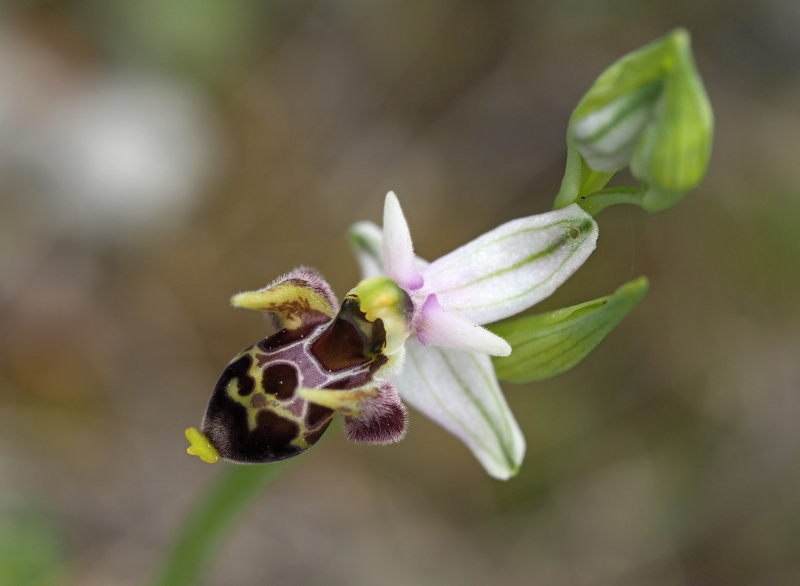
[348,221,385,280]
[392,338,525,480]
[423,204,598,325]
[382,191,424,291]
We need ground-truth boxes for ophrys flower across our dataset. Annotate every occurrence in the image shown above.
[187,192,597,479]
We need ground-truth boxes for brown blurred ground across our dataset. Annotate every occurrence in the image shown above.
[1,1,799,585]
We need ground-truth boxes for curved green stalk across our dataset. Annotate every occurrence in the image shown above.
[154,462,288,586]
[577,186,645,216]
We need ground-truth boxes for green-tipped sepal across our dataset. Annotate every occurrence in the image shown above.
[489,277,648,383]
[556,29,713,213]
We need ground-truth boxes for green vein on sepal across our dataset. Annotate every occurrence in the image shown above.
[405,342,521,478]
[427,216,582,277]
[489,277,649,383]
[437,219,594,295]
[447,219,596,314]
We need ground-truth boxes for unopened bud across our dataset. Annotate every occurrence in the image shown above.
[565,29,713,212]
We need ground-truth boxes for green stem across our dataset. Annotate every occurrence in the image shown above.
[577,186,645,216]
[154,462,288,586]
[553,139,614,210]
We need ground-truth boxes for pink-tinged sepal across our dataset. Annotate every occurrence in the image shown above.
[343,381,408,444]
[383,192,424,291]
[416,294,512,356]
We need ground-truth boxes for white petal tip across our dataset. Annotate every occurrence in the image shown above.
[490,338,513,357]
[487,464,521,481]
[382,191,424,290]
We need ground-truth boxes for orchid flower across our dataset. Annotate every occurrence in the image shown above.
[185,192,597,479]
[348,192,598,478]
[165,32,712,586]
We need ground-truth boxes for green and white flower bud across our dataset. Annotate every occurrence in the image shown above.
[563,29,713,212]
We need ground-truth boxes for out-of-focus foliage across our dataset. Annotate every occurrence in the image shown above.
[0,510,64,586]
[1,1,799,585]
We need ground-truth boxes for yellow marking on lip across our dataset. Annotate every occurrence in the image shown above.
[185,427,219,463]
[296,386,379,416]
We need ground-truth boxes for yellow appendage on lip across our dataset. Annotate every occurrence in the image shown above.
[185,427,220,463]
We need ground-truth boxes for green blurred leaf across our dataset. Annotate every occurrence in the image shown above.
[155,462,288,586]
[91,0,267,80]
[0,511,64,586]
[489,277,649,383]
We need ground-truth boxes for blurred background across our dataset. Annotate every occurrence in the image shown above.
[1,1,798,585]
